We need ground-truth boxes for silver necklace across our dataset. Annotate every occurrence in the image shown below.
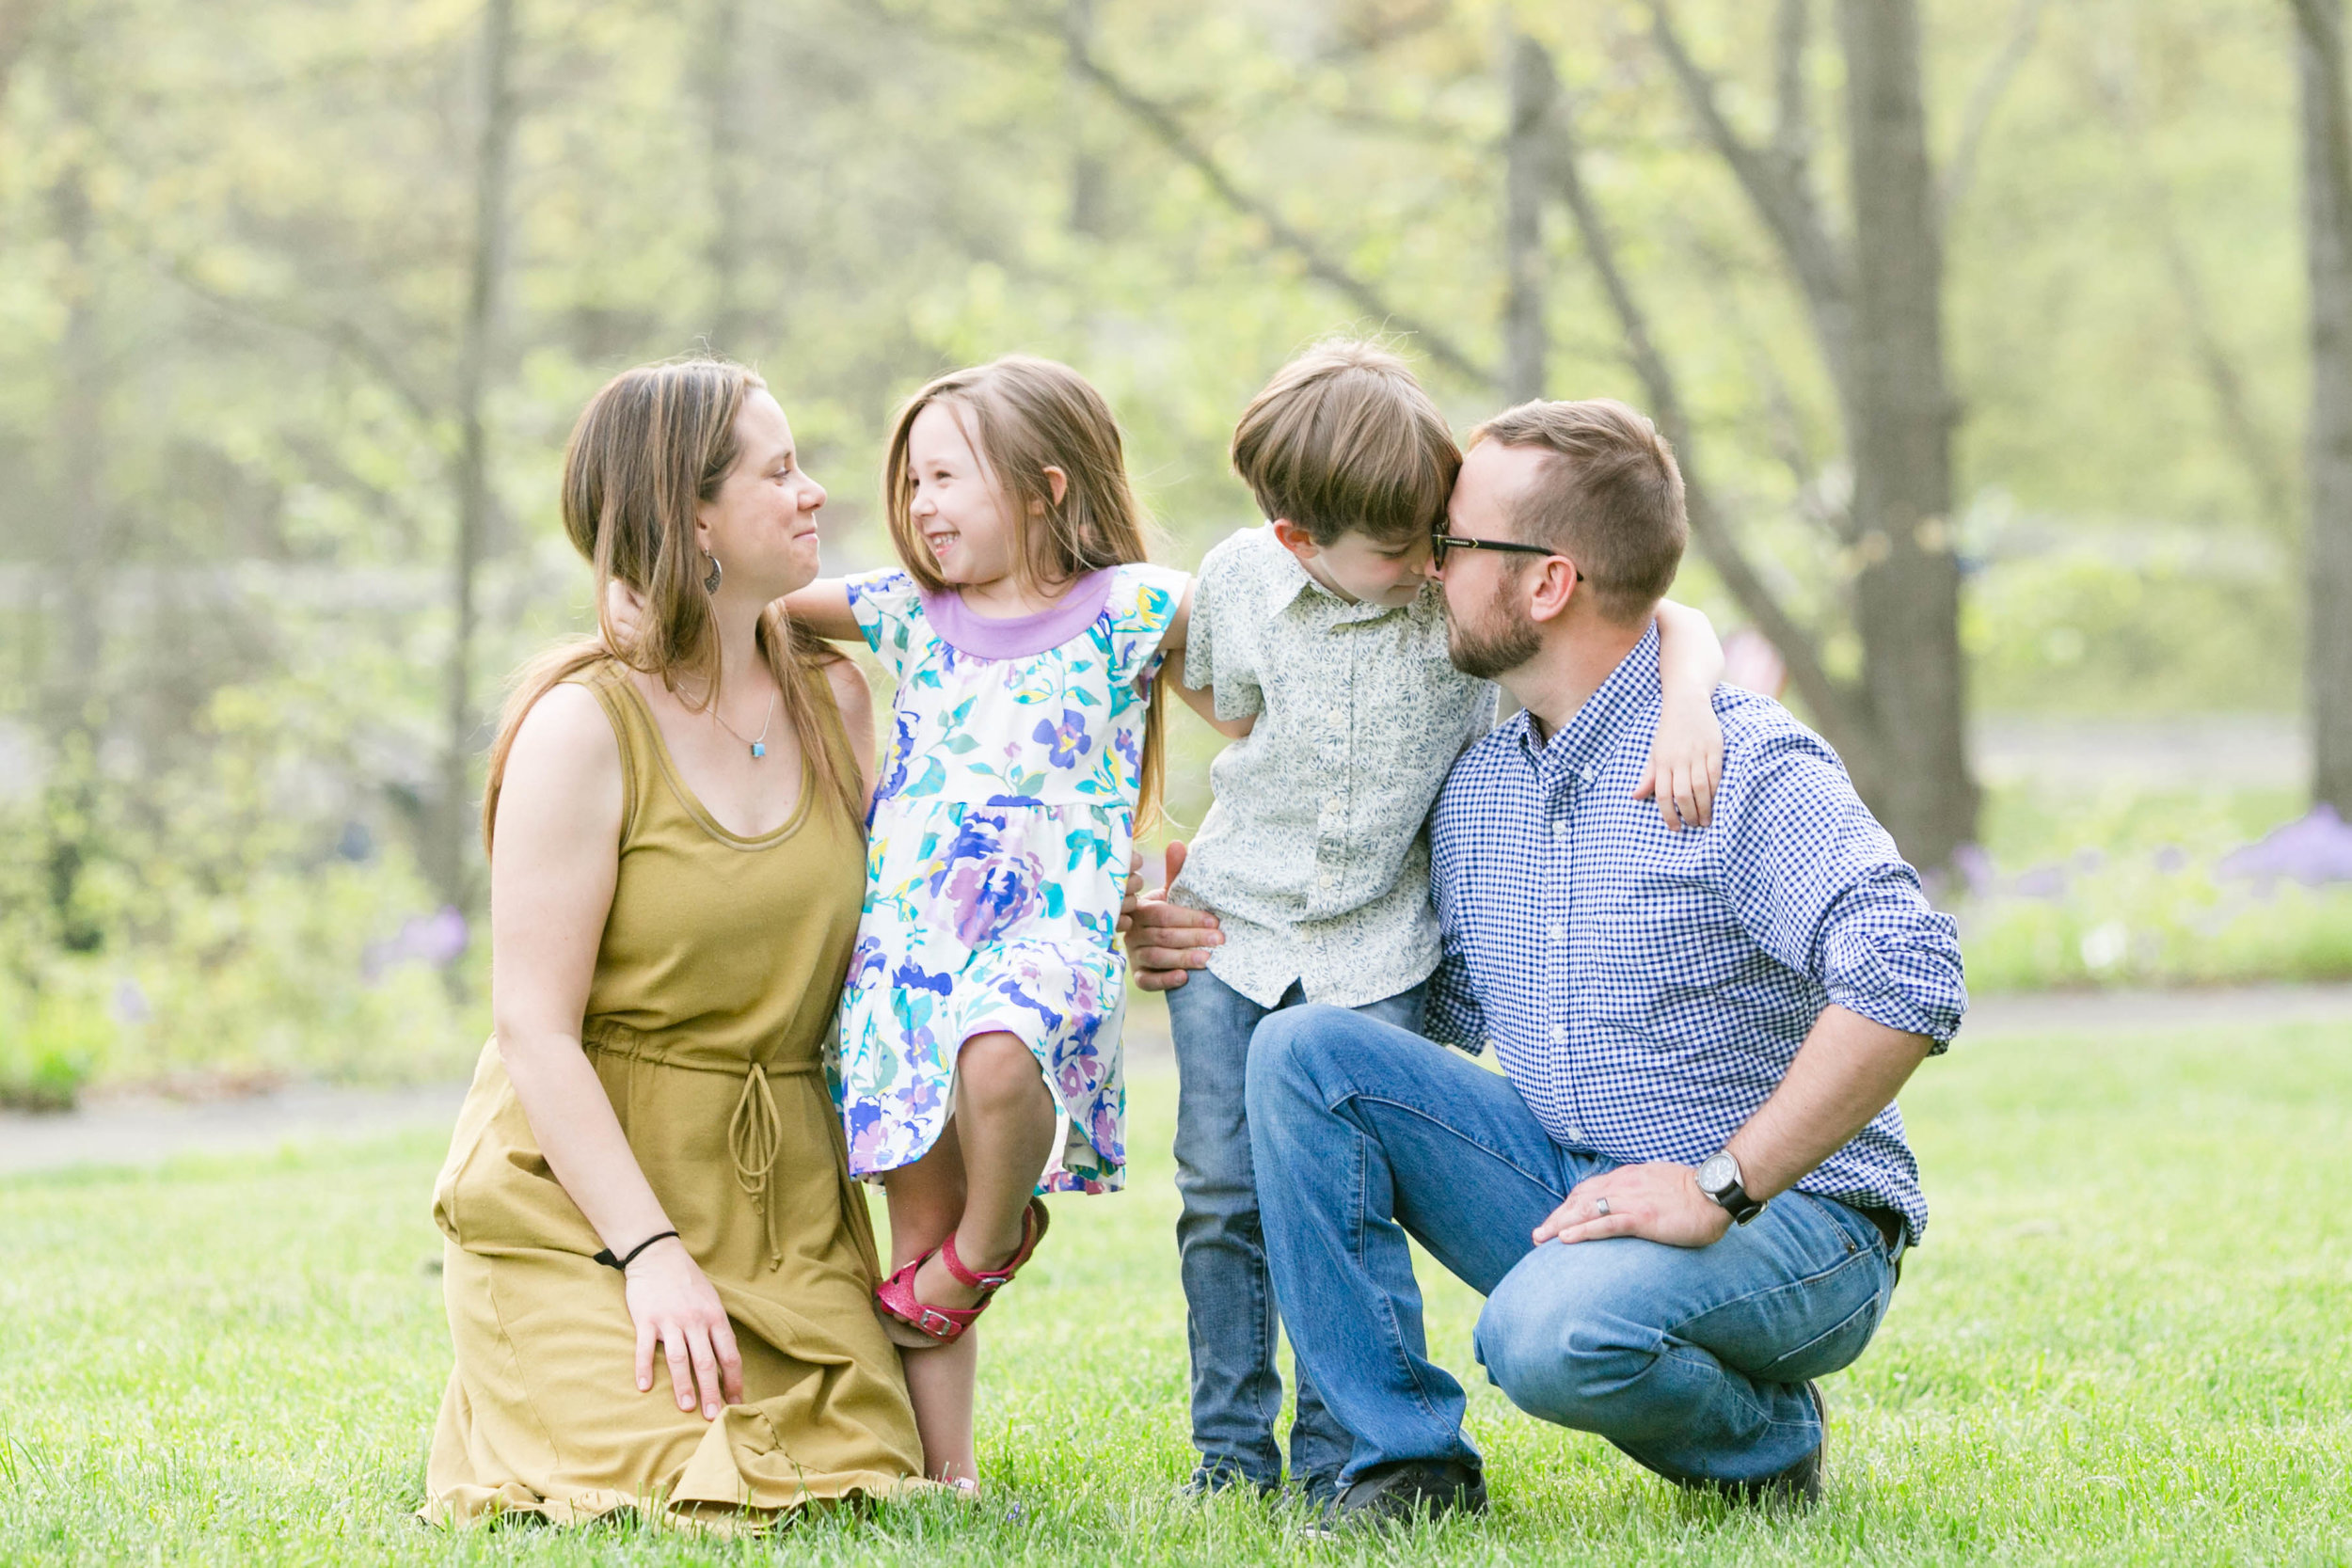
[707,687,779,759]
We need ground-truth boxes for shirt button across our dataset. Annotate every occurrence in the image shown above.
[1549,1024,1565,1044]
[1317,870,1335,888]
[1581,766,1597,784]
[1550,820,1569,840]
[1549,924,1565,943]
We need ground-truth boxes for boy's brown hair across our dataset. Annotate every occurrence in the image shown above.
[1230,341,1461,546]
[1470,398,1688,624]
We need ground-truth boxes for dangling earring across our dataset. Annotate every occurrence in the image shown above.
[703,551,723,594]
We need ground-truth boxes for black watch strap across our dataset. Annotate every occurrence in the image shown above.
[1697,1153,1765,1225]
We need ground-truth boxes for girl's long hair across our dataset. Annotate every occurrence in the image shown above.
[880,356,1168,829]
[481,358,863,853]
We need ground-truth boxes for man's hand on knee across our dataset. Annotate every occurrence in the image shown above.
[1533,1164,1732,1250]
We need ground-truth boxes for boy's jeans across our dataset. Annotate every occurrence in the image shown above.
[1245,1004,1903,1491]
[1166,968,1428,1497]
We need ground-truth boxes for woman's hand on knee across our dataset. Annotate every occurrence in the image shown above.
[624,1238,745,1419]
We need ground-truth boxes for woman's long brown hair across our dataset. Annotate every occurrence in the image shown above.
[481,358,863,853]
[880,356,1168,830]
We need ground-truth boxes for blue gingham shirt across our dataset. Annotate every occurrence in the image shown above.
[1424,625,1965,1243]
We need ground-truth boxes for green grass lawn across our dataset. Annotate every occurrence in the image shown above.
[3,1021,2349,1565]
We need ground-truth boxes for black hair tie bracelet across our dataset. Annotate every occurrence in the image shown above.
[594,1229,680,1271]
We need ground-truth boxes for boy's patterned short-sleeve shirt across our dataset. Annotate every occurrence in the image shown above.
[1170,525,1496,1009]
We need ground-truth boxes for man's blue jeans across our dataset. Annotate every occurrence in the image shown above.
[1245,1005,1902,1490]
[1166,969,1428,1497]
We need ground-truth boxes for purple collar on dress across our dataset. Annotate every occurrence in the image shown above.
[918,567,1118,659]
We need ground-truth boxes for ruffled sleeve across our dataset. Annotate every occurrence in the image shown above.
[1104,562,1191,693]
[843,569,929,685]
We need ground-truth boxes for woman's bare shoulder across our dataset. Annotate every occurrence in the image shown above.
[501,679,624,829]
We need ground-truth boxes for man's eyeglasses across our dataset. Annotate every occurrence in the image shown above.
[1429,531,1562,571]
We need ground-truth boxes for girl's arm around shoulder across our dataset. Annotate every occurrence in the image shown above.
[778,578,859,642]
[1639,598,1726,832]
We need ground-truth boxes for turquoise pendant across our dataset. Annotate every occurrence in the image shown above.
[751,741,766,759]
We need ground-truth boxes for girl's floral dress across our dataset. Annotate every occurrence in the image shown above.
[836,562,1186,1195]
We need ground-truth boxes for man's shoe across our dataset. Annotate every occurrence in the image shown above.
[1679,1380,1826,1508]
[1329,1460,1487,1528]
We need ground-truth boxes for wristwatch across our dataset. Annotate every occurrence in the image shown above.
[1695,1151,1765,1225]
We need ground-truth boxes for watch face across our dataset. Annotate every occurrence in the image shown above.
[1696,1154,1737,1195]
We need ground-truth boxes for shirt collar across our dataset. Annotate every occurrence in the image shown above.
[1259,525,1407,625]
[1515,621,1662,783]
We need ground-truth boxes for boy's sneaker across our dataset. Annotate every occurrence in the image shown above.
[1176,1464,1276,1501]
[1327,1460,1487,1528]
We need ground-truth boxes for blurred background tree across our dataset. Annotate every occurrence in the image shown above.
[1,0,2344,1101]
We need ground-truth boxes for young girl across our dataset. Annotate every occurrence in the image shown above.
[774,356,1205,1487]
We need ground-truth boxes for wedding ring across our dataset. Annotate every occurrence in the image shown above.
[1593,1196,1612,1217]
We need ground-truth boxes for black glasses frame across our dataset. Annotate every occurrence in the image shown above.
[1429,531,1561,570]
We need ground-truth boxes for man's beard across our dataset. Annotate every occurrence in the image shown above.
[1444,575,1541,680]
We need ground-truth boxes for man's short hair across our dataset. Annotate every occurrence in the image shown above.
[1231,341,1461,546]
[1470,399,1688,623]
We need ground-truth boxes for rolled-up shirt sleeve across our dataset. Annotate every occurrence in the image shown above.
[1717,727,1968,1051]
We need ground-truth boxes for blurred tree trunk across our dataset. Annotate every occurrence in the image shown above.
[432,0,519,927]
[1630,0,1977,873]
[1835,0,1976,871]
[1064,0,1109,237]
[44,137,106,955]
[700,0,751,352]
[1502,32,1552,404]
[2293,0,2352,816]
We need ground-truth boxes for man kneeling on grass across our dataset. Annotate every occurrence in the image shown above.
[1126,398,1966,1525]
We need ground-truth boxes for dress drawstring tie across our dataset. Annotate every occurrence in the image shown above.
[729,1063,786,1270]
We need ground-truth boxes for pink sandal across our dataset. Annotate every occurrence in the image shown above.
[876,1198,1052,1345]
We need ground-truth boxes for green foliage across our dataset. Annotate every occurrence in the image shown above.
[1957,784,2352,991]
[3,1037,2349,1562]
[0,987,104,1112]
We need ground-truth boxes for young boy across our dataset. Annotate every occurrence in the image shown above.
[1164,341,1724,1502]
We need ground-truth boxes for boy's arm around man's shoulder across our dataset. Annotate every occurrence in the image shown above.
[1709,698,1967,1051]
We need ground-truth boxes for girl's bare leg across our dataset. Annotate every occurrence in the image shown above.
[912,1031,1057,1310]
[881,1035,1056,1489]
[882,1125,979,1484]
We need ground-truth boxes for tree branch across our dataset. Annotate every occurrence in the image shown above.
[1646,0,1854,400]
[161,256,448,435]
[1066,44,1497,388]
[1550,99,1868,749]
[1940,0,2048,221]
[1772,0,1810,176]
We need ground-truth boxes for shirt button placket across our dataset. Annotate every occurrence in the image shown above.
[1554,771,1581,1143]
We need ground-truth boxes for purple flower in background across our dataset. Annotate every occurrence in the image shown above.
[2010,865,2068,900]
[1033,710,1092,769]
[361,906,470,984]
[1952,844,1997,897]
[2153,845,2190,875]
[2217,805,2352,886]
[110,978,151,1026]
[414,907,469,966]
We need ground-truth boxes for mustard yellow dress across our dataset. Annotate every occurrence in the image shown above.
[423,659,925,1527]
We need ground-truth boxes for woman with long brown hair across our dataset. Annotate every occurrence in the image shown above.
[422,358,925,1527]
